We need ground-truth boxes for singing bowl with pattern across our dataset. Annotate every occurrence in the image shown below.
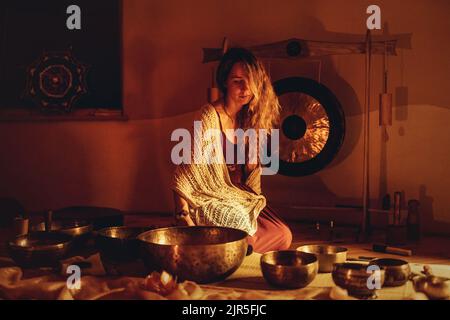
[138,226,249,284]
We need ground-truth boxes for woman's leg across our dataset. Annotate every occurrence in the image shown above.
[247,204,293,253]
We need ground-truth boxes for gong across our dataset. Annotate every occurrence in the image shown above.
[273,77,345,176]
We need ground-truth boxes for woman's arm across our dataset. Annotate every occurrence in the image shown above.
[173,191,195,226]
[245,164,262,195]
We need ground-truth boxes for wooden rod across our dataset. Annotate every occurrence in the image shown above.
[362,30,372,238]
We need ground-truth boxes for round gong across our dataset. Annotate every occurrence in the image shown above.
[273,77,345,176]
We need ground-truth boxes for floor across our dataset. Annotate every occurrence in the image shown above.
[1,213,447,267]
[0,214,448,300]
[125,214,450,266]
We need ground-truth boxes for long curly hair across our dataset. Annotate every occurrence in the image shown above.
[216,47,281,133]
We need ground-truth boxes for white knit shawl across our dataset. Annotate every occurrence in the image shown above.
[172,104,266,236]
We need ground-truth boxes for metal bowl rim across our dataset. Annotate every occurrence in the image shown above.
[333,262,387,273]
[260,250,318,269]
[32,220,93,232]
[97,226,153,238]
[368,258,410,267]
[296,244,348,255]
[7,231,73,251]
[137,225,248,247]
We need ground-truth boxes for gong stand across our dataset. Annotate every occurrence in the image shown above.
[203,34,398,241]
[202,37,396,62]
[361,30,372,240]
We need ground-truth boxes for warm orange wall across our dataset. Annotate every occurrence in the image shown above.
[1,0,449,234]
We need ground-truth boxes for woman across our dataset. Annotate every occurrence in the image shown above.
[172,47,292,253]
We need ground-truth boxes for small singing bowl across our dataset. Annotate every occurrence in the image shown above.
[96,226,153,261]
[7,231,73,268]
[332,262,386,299]
[260,250,318,289]
[368,258,411,287]
[297,245,348,273]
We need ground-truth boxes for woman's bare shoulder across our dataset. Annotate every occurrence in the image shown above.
[210,99,224,109]
[197,100,224,118]
[193,101,222,125]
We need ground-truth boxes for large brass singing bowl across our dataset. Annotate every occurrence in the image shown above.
[138,226,248,284]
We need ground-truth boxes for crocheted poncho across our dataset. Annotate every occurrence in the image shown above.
[171,104,266,236]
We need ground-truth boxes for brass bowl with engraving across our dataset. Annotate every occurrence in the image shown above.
[332,262,386,299]
[260,250,318,288]
[138,226,249,284]
[297,245,348,273]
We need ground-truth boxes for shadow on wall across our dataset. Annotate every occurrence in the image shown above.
[419,184,450,236]
[264,17,418,216]
[124,26,209,119]
[263,174,340,208]
[127,111,198,213]
[125,36,158,119]
[34,125,95,211]
[127,123,167,212]
[0,123,94,212]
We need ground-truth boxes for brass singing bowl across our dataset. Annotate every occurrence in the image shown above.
[332,262,386,299]
[96,226,153,261]
[297,245,348,273]
[7,232,73,268]
[138,226,248,284]
[369,258,411,287]
[260,250,318,289]
[414,275,450,300]
[33,219,93,238]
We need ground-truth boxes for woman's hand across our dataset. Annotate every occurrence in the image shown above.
[173,191,195,226]
[175,210,195,226]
